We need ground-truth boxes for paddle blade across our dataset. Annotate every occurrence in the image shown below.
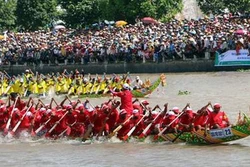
[10,131,15,135]
[6,131,14,139]
[138,133,145,139]
[122,135,129,141]
[31,130,36,137]
[153,135,159,140]
[3,128,8,136]
[108,132,115,138]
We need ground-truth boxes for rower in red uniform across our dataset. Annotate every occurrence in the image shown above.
[31,107,46,134]
[110,83,133,115]
[0,101,8,130]
[19,106,34,131]
[144,103,167,136]
[132,103,143,115]
[130,109,145,136]
[80,101,97,139]
[161,111,179,133]
[45,108,65,138]
[178,107,194,132]
[64,105,78,137]
[141,100,150,115]
[106,101,120,132]
[73,104,87,137]
[172,107,180,115]
[209,103,230,129]
[116,109,132,140]
[10,108,21,130]
[93,105,110,136]
[132,99,148,115]
[9,93,26,111]
[193,106,211,131]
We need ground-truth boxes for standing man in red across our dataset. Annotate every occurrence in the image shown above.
[110,83,133,115]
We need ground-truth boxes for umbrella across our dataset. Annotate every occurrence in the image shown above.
[109,21,115,25]
[115,20,128,27]
[0,35,4,40]
[54,25,66,30]
[141,17,158,24]
[234,29,247,35]
[54,20,65,25]
[104,20,110,25]
[104,20,115,25]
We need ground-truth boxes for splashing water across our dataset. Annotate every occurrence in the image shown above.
[48,86,56,98]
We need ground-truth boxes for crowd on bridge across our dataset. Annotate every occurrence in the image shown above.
[0,12,250,66]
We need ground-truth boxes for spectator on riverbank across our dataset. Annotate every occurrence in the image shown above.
[1,12,250,66]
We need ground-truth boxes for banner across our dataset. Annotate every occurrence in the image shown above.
[209,127,233,139]
[214,49,250,66]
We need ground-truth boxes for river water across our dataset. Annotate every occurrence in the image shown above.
[1,72,250,167]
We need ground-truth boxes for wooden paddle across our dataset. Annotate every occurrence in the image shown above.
[172,102,211,143]
[4,96,19,135]
[23,88,29,97]
[90,74,98,94]
[11,104,33,134]
[81,101,97,141]
[58,121,77,138]
[122,111,149,141]
[3,70,11,79]
[96,100,114,138]
[108,115,133,138]
[153,103,189,140]
[34,118,52,136]
[138,108,164,139]
[47,110,69,135]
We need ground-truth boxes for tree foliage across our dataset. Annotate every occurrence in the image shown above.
[58,0,101,28]
[0,0,184,30]
[0,0,16,30]
[58,0,183,27]
[197,0,250,14]
[16,0,57,31]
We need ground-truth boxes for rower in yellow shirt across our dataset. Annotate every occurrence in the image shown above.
[82,78,92,94]
[28,78,38,94]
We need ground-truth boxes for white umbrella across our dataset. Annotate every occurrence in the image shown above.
[54,25,66,30]
[54,20,65,25]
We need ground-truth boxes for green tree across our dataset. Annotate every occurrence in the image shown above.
[154,0,183,22]
[0,0,16,30]
[58,0,101,28]
[104,0,182,23]
[197,0,250,14]
[58,0,183,27]
[16,0,57,31]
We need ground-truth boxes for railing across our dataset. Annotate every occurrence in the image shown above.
[0,50,215,67]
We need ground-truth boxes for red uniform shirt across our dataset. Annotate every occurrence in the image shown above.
[113,90,133,115]
[193,114,210,127]
[209,111,229,128]
[133,104,143,115]
[93,111,108,134]
[161,115,179,130]
[106,108,119,130]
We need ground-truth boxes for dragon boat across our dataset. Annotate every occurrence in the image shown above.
[0,74,166,99]
[2,113,250,145]
[137,114,250,145]
[75,113,250,145]
[76,75,164,98]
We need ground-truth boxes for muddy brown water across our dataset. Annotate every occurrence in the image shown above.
[1,72,250,167]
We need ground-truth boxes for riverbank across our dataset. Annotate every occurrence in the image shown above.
[0,60,250,75]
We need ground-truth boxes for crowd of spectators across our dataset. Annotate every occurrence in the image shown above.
[0,12,250,66]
